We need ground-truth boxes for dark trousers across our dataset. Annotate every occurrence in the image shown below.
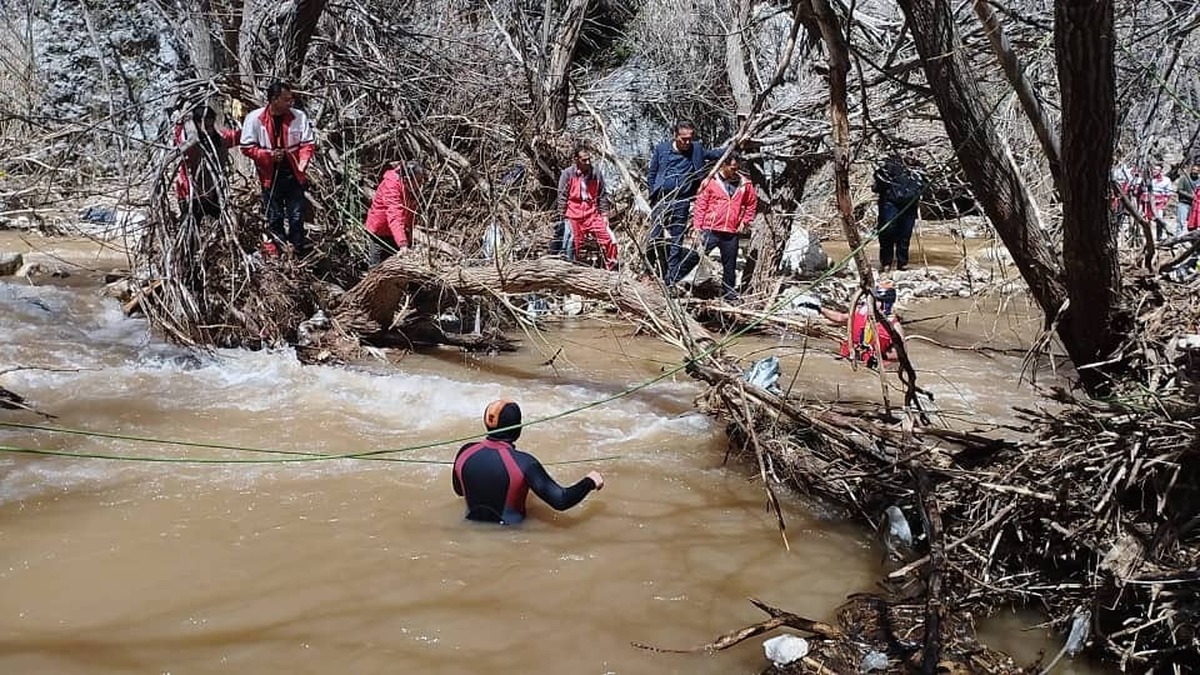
[367,233,398,268]
[262,174,308,249]
[700,229,740,300]
[647,199,690,284]
[184,196,221,228]
[878,201,917,269]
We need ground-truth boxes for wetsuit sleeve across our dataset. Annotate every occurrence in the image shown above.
[523,458,596,512]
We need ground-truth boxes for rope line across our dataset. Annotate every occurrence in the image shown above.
[0,443,622,467]
[0,207,887,466]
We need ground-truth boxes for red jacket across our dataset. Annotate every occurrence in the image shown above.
[693,173,757,233]
[556,166,610,222]
[174,122,237,200]
[239,106,316,188]
[365,168,418,247]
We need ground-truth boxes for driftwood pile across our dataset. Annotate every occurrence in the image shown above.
[685,268,1200,673]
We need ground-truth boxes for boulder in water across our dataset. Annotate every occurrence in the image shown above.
[0,252,23,276]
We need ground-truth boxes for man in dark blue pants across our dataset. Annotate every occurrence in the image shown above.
[873,155,921,271]
[646,121,725,286]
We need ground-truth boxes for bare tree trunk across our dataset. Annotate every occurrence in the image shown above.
[541,0,590,132]
[1056,0,1128,384]
[725,0,754,118]
[897,0,1067,333]
[238,0,272,94]
[520,0,592,206]
[733,1,812,297]
[188,0,226,83]
[236,0,326,95]
[808,0,873,289]
[276,0,327,83]
[972,0,1063,191]
[214,0,242,88]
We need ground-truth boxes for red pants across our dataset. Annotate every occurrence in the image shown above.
[569,214,618,270]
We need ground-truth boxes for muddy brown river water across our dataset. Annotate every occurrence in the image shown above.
[0,234,1106,673]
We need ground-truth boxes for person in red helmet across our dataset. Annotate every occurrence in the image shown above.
[452,400,604,524]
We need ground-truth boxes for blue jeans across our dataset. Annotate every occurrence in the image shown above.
[1177,202,1191,238]
[561,222,575,261]
[700,230,740,300]
[262,174,308,248]
[878,201,917,269]
[647,199,690,284]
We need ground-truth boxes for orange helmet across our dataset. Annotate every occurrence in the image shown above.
[483,399,522,441]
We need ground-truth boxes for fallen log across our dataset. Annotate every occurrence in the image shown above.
[334,255,714,346]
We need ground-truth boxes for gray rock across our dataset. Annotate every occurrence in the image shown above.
[102,279,132,300]
[0,252,23,276]
[16,262,45,278]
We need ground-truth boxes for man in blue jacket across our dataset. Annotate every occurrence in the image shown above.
[645,121,725,287]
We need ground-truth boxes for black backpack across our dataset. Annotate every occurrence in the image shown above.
[888,167,922,207]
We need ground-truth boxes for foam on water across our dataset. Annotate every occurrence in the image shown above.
[1,281,715,502]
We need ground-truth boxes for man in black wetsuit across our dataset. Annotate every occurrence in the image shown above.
[452,400,604,524]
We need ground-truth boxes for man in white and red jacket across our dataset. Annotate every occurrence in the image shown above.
[692,152,757,302]
[364,160,427,266]
[556,145,618,270]
[239,81,316,252]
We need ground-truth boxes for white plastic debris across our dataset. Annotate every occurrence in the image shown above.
[788,292,822,317]
[1065,609,1090,657]
[859,650,888,672]
[742,356,781,394]
[884,505,913,546]
[562,294,584,316]
[763,634,809,666]
[780,226,831,276]
[481,221,504,260]
[1175,334,1200,350]
[524,294,550,318]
